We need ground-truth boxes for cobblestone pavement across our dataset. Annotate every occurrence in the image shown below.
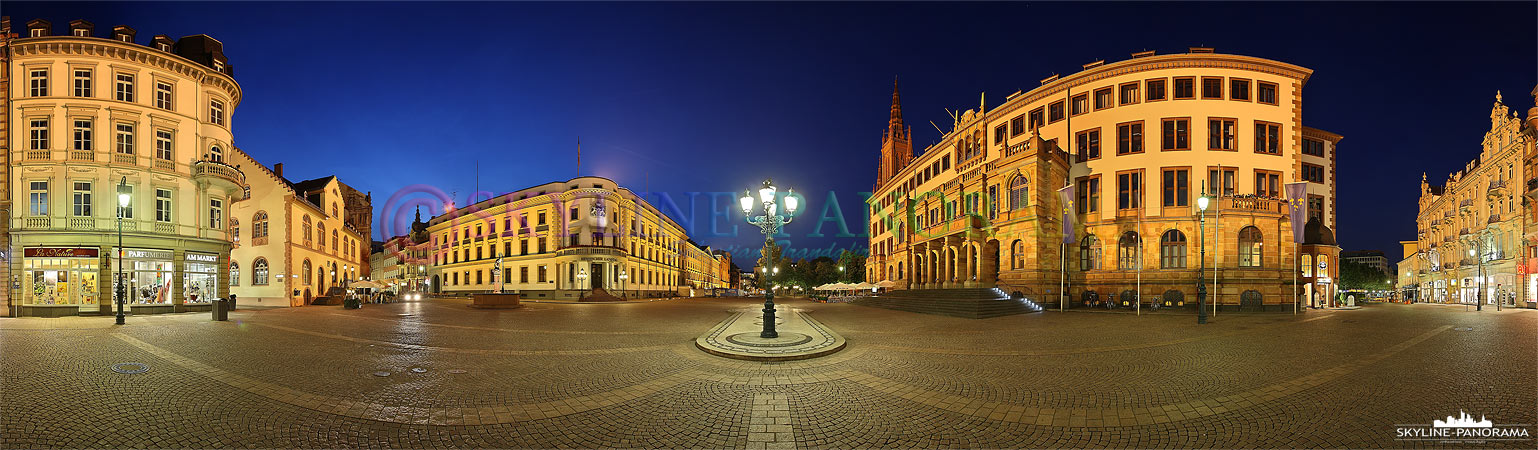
[2,297,1533,448]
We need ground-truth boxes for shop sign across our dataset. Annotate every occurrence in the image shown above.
[123,249,173,260]
[1316,277,1332,283]
[25,247,100,258]
[185,253,218,263]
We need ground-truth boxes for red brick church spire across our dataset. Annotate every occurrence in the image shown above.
[877,77,913,188]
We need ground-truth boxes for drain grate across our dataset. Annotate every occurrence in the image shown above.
[411,367,427,373]
[110,363,149,374]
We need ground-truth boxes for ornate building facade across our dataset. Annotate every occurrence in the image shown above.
[865,49,1341,310]
[3,18,247,316]
[1409,91,1532,307]
[227,158,370,307]
[425,176,695,299]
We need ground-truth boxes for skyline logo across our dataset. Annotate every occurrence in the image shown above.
[1396,411,1530,444]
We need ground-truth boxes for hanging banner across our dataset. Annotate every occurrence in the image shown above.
[1285,182,1308,243]
[1057,183,1076,244]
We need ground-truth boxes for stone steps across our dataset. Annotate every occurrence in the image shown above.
[852,288,1043,319]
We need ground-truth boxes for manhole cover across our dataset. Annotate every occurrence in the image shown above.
[110,363,149,374]
[411,367,427,373]
[448,369,467,374]
[373,371,391,377]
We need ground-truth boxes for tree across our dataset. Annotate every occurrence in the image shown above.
[837,249,867,283]
[1338,260,1392,291]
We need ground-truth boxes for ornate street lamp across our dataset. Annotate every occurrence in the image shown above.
[618,269,629,298]
[740,179,797,338]
[1196,184,1210,325]
[116,177,130,325]
[577,268,589,298]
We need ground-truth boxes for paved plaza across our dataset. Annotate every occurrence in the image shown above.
[2,297,1534,448]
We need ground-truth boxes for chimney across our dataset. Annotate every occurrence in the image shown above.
[273,163,284,178]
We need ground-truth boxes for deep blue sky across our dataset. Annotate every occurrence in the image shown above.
[11,1,1536,268]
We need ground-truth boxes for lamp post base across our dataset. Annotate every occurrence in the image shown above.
[761,293,778,338]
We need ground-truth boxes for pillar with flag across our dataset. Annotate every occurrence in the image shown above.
[1286,182,1308,314]
[1057,182,1075,311]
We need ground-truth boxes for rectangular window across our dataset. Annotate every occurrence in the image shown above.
[73,120,93,151]
[210,198,223,229]
[1307,195,1325,221]
[72,182,92,217]
[1119,82,1139,105]
[1162,168,1190,207]
[29,69,48,97]
[155,130,174,161]
[1161,118,1190,151]
[1255,170,1281,197]
[1116,121,1143,155]
[1048,101,1065,123]
[73,69,92,97]
[1093,87,1113,110]
[1201,77,1224,99]
[1303,163,1326,183]
[1230,78,1251,101]
[1075,128,1101,161]
[538,212,547,225]
[1070,93,1089,116]
[1146,79,1166,102]
[1302,138,1325,156]
[155,81,173,110]
[115,123,135,155]
[155,188,172,222]
[1010,115,1025,137]
[1116,171,1142,210]
[1257,81,1278,105]
[209,100,225,126]
[29,181,49,216]
[1029,107,1045,130]
[1172,77,1195,99]
[1254,121,1281,154]
[30,119,49,151]
[1208,167,1237,196]
[994,124,1007,144]
[115,73,135,102]
[1075,176,1100,213]
[1208,118,1237,150]
[520,266,530,283]
[538,238,547,253]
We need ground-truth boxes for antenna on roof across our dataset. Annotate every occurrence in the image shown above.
[929,121,944,134]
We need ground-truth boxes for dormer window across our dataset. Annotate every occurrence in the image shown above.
[157,43,170,51]
[74,29,90,37]
[31,29,46,37]
[118,34,131,42]
[213,61,224,73]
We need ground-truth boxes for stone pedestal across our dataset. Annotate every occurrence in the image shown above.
[470,293,522,309]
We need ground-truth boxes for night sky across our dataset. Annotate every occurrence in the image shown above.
[10,1,1536,268]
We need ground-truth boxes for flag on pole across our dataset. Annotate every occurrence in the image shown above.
[1057,183,1076,244]
[1285,182,1308,243]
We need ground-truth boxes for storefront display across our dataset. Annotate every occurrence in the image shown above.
[22,248,101,310]
[183,252,219,303]
[119,249,175,305]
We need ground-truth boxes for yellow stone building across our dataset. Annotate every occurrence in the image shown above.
[425,176,694,299]
[866,49,1340,310]
[226,158,371,307]
[3,19,246,316]
[1407,92,1532,306]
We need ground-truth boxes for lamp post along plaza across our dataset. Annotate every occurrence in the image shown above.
[1196,182,1210,325]
[577,268,589,299]
[115,177,130,325]
[619,269,629,298]
[740,179,799,339]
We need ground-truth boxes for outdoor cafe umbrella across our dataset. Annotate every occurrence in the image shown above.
[351,280,386,290]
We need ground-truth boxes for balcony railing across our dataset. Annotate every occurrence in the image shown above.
[113,153,136,165]
[153,159,175,171]
[24,217,51,228]
[1528,177,1538,193]
[67,217,95,229]
[1459,227,1470,236]
[1218,196,1287,214]
[191,160,246,186]
[1489,213,1502,223]
[26,149,51,160]
[556,245,630,257]
[70,150,95,162]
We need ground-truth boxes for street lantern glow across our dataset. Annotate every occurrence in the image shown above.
[739,190,753,213]
[116,177,131,208]
[784,188,799,214]
[1197,194,1210,211]
[758,180,777,204]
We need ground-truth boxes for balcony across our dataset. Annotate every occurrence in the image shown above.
[1458,199,1474,213]
[557,245,629,258]
[1459,227,1470,236]
[1488,179,1508,197]
[191,160,246,189]
[70,150,95,162]
[26,149,51,161]
[1528,177,1538,195]
[1217,196,1287,214]
[153,159,175,171]
[113,153,136,165]
[23,217,51,228]
[1489,213,1502,224]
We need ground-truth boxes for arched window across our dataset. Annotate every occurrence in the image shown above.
[1011,240,1025,270]
[253,258,269,285]
[302,259,312,285]
[1079,235,1101,270]
[229,218,240,245]
[1160,230,1187,269]
[331,229,339,252]
[229,262,240,287]
[1118,231,1141,270]
[1238,226,1263,267]
[208,145,223,163]
[317,222,326,248]
[331,202,338,218]
[1301,254,1313,277]
[1162,289,1185,306]
[302,215,312,244]
[1010,176,1029,210]
[252,211,269,244]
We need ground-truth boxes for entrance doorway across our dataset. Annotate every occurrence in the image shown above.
[589,263,604,290]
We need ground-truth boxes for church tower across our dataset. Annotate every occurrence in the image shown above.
[876,78,914,188]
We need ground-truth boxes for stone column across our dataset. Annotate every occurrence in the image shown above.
[98,244,113,315]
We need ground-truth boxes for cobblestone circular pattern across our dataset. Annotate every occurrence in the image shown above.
[724,332,813,347]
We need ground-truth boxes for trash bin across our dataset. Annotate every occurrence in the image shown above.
[212,299,228,321]
[228,293,238,311]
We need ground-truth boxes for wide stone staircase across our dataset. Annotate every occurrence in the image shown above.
[851,287,1044,319]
